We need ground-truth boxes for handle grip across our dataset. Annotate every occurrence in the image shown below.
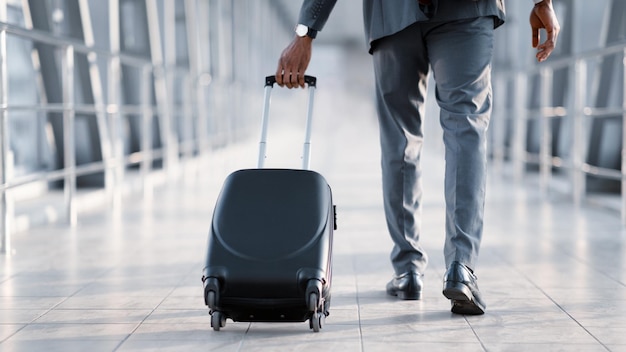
[265,75,317,88]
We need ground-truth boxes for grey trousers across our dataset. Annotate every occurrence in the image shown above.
[372,17,494,275]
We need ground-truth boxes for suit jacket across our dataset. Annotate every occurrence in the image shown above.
[298,0,506,53]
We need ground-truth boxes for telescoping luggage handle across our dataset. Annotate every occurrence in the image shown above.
[259,75,317,170]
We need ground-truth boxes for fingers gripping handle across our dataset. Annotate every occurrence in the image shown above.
[258,75,317,170]
[265,75,317,88]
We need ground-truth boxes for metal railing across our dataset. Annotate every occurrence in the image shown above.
[0,0,286,254]
[0,19,184,254]
[492,41,626,223]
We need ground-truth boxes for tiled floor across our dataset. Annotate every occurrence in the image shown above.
[2,58,626,351]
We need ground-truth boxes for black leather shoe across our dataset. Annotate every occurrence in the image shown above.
[442,261,486,315]
[386,272,423,300]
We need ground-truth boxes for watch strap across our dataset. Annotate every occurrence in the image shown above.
[306,27,318,39]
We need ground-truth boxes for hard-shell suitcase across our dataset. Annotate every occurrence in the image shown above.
[202,76,336,332]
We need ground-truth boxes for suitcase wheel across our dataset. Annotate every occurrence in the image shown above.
[308,292,319,313]
[308,292,324,332]
[206,290,217,310]
[309,311,324,332]
[211,311,226,331]
[203,277,220,310]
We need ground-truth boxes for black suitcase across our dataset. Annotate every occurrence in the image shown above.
[202,76,336,332]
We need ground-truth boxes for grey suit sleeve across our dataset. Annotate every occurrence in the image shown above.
[298,0,338,32]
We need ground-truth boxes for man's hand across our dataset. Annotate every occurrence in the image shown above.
[275,36,313,89]
[530,0,560,62]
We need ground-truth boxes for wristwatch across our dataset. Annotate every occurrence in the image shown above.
[295,24,317,39]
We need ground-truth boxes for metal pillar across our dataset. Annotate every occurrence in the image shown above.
[571,59,587,206]
[539,68,554,196]
[146,0,177,178]
[141,64,153,200]
[62,45,77,226]
[513,72,528,181]
[491,75,507,172]
[622,48,626,224]
[78,0,114,195]
[108,0,124,209]
[184,0,210,157]
[0,0,9,254]
[162,0,180,171]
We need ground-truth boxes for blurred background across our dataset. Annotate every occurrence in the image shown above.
[0,0,625,253]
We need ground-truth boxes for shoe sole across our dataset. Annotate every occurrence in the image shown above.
[442,282,485,315]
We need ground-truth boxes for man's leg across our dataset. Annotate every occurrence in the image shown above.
[372,23,430,278]
[427,17,494,271]
[426,17,494,314]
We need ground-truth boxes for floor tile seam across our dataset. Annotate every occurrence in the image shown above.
[548,237,626,289]
[145,308,207,311]
[357,307,469,313]
[110,314,158,351]
[494,253,613,352]
[0,294,72,343]
[468,253,609,350]
[352,255,365,352]
[234,323,252,352]
[548,299,626,307]
[479,342,613,346]
[321,323,363,326]
[468,321,616,328]
[0,324,27,344]
[6,289,82,342]
[574,325,626,330]
[111,281,180,352]
[17,266,154,326]
[57,264,127,302]
[358,324,475,331]
[451,314,487,352]
[360,338,489,345]
[15,322,144,325]
[26,308,161,312]
[4,338,136,344]
[515,177,622,220]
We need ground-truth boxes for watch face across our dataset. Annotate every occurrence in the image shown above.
[296,24,308,37]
